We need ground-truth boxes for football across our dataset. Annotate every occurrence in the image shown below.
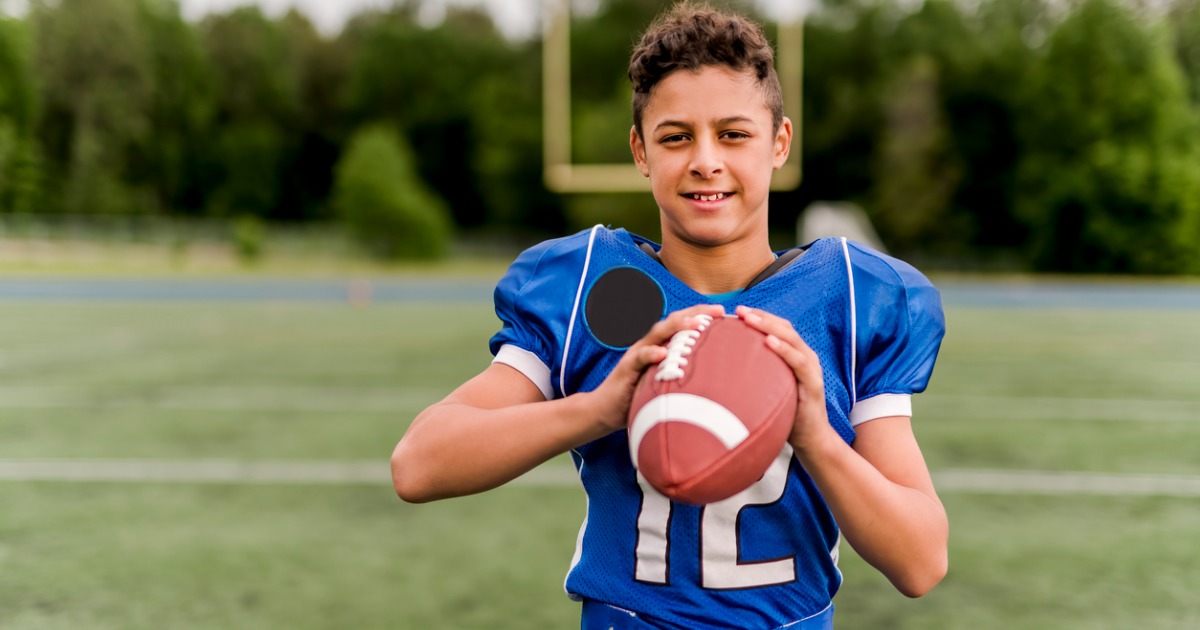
[627,314,797,505]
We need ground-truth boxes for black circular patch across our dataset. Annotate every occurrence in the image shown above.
[584,266,665,349]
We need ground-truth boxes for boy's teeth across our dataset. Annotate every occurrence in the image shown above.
[692,193,725,201]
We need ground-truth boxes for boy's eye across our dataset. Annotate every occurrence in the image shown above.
[659,134,689,144]
[721,131,750,140]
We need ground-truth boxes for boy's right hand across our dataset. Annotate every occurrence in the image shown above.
[584,303,727,433]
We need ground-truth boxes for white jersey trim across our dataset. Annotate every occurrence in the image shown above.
[848,393,912,426]
[565,448,589,601]
[839,237,858,404]
[492,344,554,401]
[560,225,603,397]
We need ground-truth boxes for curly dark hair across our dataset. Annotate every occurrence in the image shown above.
[628,2,783,137]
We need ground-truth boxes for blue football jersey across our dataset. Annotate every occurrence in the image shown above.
[489,226,945,629]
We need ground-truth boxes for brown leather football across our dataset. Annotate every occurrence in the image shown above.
[627,314,797,505]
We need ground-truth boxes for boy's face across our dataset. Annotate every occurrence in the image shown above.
[631,65,791,251]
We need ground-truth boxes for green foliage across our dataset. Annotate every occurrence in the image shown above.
[0,16,40,214]
[934,0,1044,256]
[342,6,566,233]
[197,7,300,220]
[0,122,41,214]
[801,0,1041,261]
[278,10,352,222]
[798,1,892,214]
[33,0,154,214]
[871,55,964,254]
[199,7,299,125]
[344,10,503,229]
[1015,0,1200,273]
[1169,0,1200,105]
[332,123,452,259]
[883,0,1032,258]
[0,17,35,138]
[466,44,565,233]
[205,121,287,218]
[128,0,216,215]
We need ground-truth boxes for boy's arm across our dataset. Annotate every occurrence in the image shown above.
[794,416,947,598]
[738,306,948,598]
[390,362,605,503]
[836,416,947,594]
[391,304,726,503]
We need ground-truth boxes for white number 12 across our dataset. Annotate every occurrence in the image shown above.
[634,445,797,589]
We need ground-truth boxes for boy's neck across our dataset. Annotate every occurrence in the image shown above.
[658,236,776,295]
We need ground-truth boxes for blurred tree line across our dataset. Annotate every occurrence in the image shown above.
[1,0,1199,272]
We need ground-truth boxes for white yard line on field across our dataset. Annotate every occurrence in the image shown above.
[1,459,1200,497]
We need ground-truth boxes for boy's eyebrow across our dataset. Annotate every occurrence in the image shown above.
[653,119,692,132]
[715,116,756,127]
[653,116,756,132]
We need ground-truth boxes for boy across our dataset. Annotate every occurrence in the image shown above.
[391,3,948,628]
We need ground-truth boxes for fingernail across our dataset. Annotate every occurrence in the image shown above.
[743,312,762,325]
[765,334,781,349]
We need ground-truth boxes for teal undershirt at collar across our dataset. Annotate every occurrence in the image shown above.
[705,289,744,303]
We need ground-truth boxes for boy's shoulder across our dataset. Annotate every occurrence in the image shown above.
[794,237,942,327]
[498,226,641,297]
[511,225,633,264]
[833,239,944,349]
[834,238,938,294]
[504,225,649,279]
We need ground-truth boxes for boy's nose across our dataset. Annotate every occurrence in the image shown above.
[689,140,723,179]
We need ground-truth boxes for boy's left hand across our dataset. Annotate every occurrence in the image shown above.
[735,305,837,456]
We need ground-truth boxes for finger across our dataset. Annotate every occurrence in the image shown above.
[765,333,825,390]
[736,306,806,347]
[627,343,668,373]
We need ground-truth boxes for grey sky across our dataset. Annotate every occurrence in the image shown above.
[177,0,542,37]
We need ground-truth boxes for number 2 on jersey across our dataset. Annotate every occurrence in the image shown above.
[634,445,797,589]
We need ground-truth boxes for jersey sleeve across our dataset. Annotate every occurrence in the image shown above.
[488,233,587,400]
[847,242,946,425]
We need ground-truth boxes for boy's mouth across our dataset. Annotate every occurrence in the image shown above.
[685,193,730,201]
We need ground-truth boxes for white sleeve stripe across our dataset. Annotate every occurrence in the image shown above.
[840,237,858,404]
[848,393,912,426]
[559,225,602,397]
[493,344,554,400]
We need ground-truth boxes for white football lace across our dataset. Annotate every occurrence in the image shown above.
[655,314,714,382]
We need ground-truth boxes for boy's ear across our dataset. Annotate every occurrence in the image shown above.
[772,117,794,170]
[630,126,650,177]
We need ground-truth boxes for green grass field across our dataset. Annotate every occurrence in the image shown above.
[1,285,1199,628]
